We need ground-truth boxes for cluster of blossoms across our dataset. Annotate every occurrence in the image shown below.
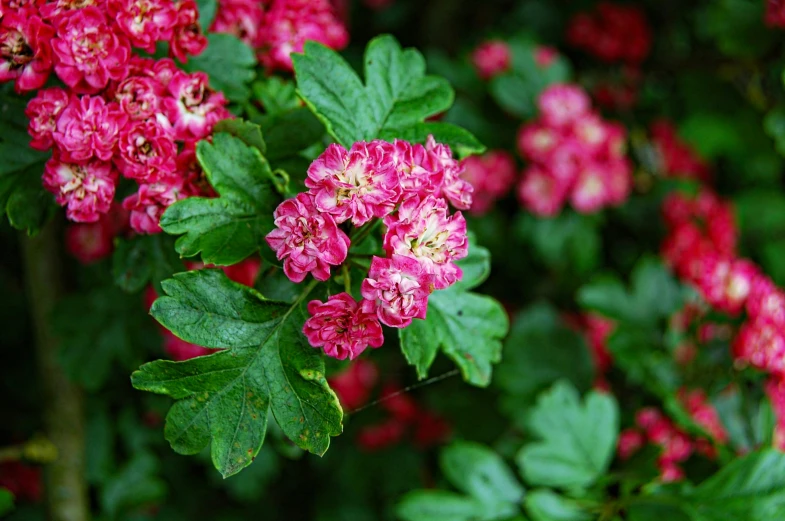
[516,84,632,216]
[566,2,652,65]
[328,360,451,451]
[766,0,785,27]
[458,150,516,215]
[3,0,232,233]
[144,258,262,360]
[470,40,558,81]
[661,187,785,448]
[210,0,348,72]
[265,136,471,360]
[565,312,615,389]
[618,394,728,482]
[651,120,711,182]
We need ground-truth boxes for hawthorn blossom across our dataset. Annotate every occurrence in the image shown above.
[471,40,510,80]
[460,150,517,214]
[328,359,380,410]
[537,84,591,128]
[516,123,559,162]
[164,70,231,140]
[516,166,568,217]
[265,193,350,283]
[169,0,207,61]
[25,87,69,150]
[115,120,178,182]
[51,7,131,94]
[698,255,758,315]
[747,276,785,324]
[210,0,265,48]
[383,195,468,289]
[677,388,728,443]
[108,0,177,52]
[361,255,434,328]
[114,75,163,121]
[566,2,652,64]
[425,135,473,210]
[306,142,400,226]
[733,318,785,375]
[570,164,608,213]
[303,293,385,360]
[65,221,114,264]
[52,94,128,163]
[380,139,443,202]
[258,0,349,72]
[43,155,117,222]
[122,176,191,234]
[0,13,55,92]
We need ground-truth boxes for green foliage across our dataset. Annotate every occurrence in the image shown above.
[100,452,167,517]
[293,35,484,156]
[398,241,508,386]
[496,304,594,410]
[252,77,301,116]
[525,490,590,521]
[515,213,601,276]
[517,382,619,490]
[0,488,13,516]
[0,93,53,235]
[160,132,281,266]
[185,34,256,104]
[132,270,343,477]
[112,234,184,294]
[195,0,216,28]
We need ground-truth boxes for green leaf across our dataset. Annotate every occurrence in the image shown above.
[577,257,683,326]
[112,234,184,293]
[686,450,785,520]
[398,242,508,385]
[100,451,167,517]
[378,122,486,158]
[55,286,149,391]
[525,490,591,521]
[185,33,256,103]
[517,381,619,489]
[160,133,281,266]
[259,108,326,161]
[293,35,481,154]
[252,77,301,116]
[517,213,601,275]
[131,270,342,477]
[214,119,266,154]
[396,490,486,521]
[195,0,216,28]
[441,441,524,507]
[0,488,13,516]
[496,304,594,409]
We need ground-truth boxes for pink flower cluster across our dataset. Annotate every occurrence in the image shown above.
[516,84,632,216]
[4,0,228,231]
[65,203,129,264]
[766,0,785,27]
[210,0,348,72]
[266,137,471,360]
[459,150,516,215]
[566,2,652,65]
[650,120,711,182]
[619,399,726,482]
[565,312,615,390]
[470,40,510,80]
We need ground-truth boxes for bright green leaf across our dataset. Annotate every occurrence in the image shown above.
[517,382,619,489]
[160,133,281,266]
[100,451,167,517]
[525,490,591,521]
[132,270,342,477]
[214,119,266,154]
[195,0,216,28]
[252,77,300,116]
[185,33,256,103]
[440,441,524,507]
[0,488,13,516]
[396,490,486,521]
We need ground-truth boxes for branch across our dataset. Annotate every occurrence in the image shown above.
[21,218,91,521]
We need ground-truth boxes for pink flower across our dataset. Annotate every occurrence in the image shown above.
[258,0,349,72]
[42,155,117,222]
[425,135,473,210]
[164,70,231,140]
[51,7,131,94]
[39,0,104,23]
[0,13,55,92]
[516,166,567,217]
[108,0,177,52]
[361,254,434,328]
[471,40,511,80]
[303,293,385,360]
[25,87,69,151]
[210,0,265,48]
[52,95,128,163]
[617,429,644,460]
[570,163,608,213]
[169,0,207,61]
[603,158,633,206]
[698,255,758,315]
[379,139,443,202]
[733,317,785,375]
[115,120,177,182]
[114,75,163,121]
[162,329,216,360]
[517,123,560,162]
[65,218,115,264]
[747,276,785,324]
[383,195,468,289]
[328,359,379,410]
[122,176,191,234]
[534,46,558,68]
[460,150,517,215]
[306,142,400,226]
[537,84,591,128]
[265,193,350,283]
[677,388,728,443]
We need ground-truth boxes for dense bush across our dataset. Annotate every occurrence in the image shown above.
[4,0,785,520]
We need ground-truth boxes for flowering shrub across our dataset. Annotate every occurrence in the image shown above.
[5,0,785,520]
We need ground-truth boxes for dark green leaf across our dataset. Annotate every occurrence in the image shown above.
[132,270,342,477]
[378,121,485,158]
[185,33,256,103]
[252,77,300,116]
[259,108,325,161]
[517,381,618,489]
[100,452,167,517]
[214,119,266,154]
[0,488,13,516]
[112,234,184,293]
[160,133,281,266]
[195,0,216,28]
[396,490,486,521]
